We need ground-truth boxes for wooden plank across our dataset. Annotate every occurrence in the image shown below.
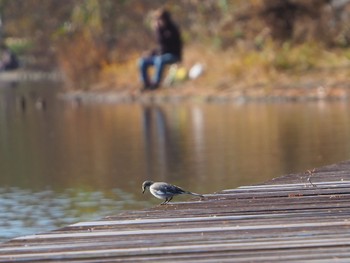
[237,180,350,189]
[1,237,349,259]
[2,238,350,262]
[70,209,350,227]
[12,220,350,240]
[2,160,350,262]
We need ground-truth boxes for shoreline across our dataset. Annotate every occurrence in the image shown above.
[2,69,349,105]
[60,85,350,105]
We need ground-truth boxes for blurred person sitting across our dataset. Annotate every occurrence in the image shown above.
[0,44,19,71]
[138,8,182,90]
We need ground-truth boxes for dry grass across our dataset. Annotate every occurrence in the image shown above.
[176,42,350,92]
[94,55,139,91]
[57,32,107,90]
[83,40,350,98]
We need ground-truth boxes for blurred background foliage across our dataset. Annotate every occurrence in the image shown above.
[1,0,350,90]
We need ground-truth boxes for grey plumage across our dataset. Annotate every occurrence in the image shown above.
[142,181,204,205]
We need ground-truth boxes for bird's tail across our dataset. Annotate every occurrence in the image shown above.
[186,191,204,198]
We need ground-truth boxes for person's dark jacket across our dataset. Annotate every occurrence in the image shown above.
[5,51,19,70]
[155,21,182,61]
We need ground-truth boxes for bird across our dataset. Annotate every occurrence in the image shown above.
[142,181,204,205]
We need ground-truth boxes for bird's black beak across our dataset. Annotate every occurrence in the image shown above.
[142,189,145,194]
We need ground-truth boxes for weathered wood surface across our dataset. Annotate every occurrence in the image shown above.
[2,161,350,262]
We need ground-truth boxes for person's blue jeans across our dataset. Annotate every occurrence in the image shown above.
[139,53,179,88]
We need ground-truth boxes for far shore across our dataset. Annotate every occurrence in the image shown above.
[2,67,349,105]
[60,83,350,105]
[60,59,350,104]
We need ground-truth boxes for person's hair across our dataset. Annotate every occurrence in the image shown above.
[154,8,171,23]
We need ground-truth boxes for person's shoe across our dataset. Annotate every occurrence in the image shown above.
[140,84,151,92]
[149,84,159,90]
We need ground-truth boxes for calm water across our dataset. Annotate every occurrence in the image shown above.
[1,82,350,242]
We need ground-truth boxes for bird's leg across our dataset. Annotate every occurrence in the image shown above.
[161,196,173,205]
[161,198,168,205]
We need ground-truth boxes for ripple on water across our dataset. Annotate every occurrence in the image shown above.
[0,187,148,243]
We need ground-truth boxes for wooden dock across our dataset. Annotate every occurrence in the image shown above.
[1,161,350,262]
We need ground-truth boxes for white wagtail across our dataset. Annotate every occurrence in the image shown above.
[142,181,204,205]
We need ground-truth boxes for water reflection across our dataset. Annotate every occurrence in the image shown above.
[142,105,188,182]
[1,83,350,242]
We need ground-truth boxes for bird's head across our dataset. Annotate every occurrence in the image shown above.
[142,181,154,194]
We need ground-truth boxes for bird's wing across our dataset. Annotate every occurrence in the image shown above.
[158,183,186,195]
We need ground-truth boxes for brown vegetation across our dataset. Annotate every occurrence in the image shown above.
[2,0,350,95]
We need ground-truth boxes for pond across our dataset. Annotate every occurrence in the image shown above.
[1,81,350,242]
